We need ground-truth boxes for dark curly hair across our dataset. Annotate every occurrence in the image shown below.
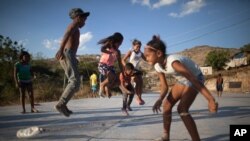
[97,32,123,48]
[146,35,166,56]
[19,51,30,60]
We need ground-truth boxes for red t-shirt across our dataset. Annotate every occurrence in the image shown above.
[119,72,132,86]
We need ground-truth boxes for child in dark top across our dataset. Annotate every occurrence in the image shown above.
[119,63,135,116]
[216,73,224,97]
[14,51,38,114]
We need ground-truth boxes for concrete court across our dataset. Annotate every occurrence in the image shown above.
[0,92,250,141]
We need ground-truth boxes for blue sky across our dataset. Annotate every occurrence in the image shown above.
[1,0,250,58]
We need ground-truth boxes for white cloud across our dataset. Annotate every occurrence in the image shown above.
[169,0,206,18]
[131,0,176,9]
[132,0,206,18]
[79,32,93,50]
[42,39,60,50]
[42,32,93,50]
[131,0,151,7]
[152,0,177,9]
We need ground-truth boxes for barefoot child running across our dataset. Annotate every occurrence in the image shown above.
[119,63,135,116]
[122,39,146,105]
[144,35,218,141]
[98,32,124,98]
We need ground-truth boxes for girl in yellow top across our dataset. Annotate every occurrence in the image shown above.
[90,73,98,97]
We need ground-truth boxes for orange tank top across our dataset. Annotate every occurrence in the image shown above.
[99,48,117,66]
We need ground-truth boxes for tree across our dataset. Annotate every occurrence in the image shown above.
[240,43,250,52]
[205,50,230,70]
[240,43,250,64]
[0,35,25,104]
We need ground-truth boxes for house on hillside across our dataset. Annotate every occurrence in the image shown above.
[224,52,248,70]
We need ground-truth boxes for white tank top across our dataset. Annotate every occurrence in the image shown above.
[129,50,142,69]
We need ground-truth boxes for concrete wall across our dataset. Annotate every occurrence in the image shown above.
[205,69,250,93]
[144,67,250,93]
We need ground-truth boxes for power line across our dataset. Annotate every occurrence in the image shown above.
[168,17,250,48]
[166,9,250,40]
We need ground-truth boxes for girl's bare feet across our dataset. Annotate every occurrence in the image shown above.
[154,135,169,141]
[104,86,112,98]
[99,84,106,97]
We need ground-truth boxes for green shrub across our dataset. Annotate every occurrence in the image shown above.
[205,50,230,70]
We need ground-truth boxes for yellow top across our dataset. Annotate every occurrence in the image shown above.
[90,73,98,85]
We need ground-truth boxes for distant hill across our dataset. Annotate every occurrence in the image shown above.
[75,45,241,70]
[175,45,240,66]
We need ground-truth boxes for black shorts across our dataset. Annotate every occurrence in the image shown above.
[216,84,223,91]
[19,81,33,91]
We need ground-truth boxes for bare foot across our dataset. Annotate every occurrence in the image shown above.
[105,87,112,98]
[31,108,39,113]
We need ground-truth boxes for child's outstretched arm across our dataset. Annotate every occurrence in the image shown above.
[152,72,168,114]
[171,60,217,112]
[117,50,125,76]
[13,65,19,88]
[122,50,132,67]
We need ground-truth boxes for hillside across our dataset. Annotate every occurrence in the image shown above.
[175,45,240,66]
[141,45,250,93]
[76,45,241,68]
